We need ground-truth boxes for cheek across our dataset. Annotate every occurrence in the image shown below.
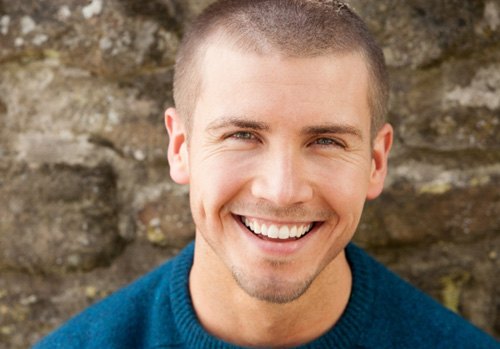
[316,162,371,211]
[189,157,249,216]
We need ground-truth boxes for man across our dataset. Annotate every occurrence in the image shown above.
[35,1,498,348]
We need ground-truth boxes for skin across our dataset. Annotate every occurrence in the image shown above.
[165,42,393,348]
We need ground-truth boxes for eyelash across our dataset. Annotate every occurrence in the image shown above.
[226,131,259,141]
[311,137,346,149]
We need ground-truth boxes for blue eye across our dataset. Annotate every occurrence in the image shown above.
[313,138,345,148]
[316,138,334,145]
[231,131,256,140]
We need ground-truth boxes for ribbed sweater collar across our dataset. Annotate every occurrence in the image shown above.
[169,243,376,348]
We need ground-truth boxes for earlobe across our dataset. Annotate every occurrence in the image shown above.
[366,123,393,200]
[165,107,190,184]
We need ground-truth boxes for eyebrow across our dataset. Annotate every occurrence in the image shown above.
[302,124,363,140]
[206,116,270,132]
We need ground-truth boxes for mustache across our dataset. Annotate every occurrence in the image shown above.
[228,201,335,221]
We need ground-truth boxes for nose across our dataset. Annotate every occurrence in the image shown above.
[250,146,314,206]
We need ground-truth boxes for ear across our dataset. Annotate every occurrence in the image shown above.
[366,123,393,200]
[165,107,190,184]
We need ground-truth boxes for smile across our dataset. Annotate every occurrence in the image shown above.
[241,216,315,240]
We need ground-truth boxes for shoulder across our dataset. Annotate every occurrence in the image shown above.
[33,243,194,349]
[347,244,499,349]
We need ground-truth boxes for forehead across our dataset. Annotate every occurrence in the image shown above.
[192,42,371,131]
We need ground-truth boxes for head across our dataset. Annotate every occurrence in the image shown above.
[166,0,393,305]
[173,0,389,140]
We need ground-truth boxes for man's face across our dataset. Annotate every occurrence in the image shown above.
[167,43,391,303]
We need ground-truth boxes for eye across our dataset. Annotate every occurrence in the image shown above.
[228,131,258,141]
[312,137,346,148]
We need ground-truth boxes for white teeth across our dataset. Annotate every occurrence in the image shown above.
[278,226,289,239]
[253,221,261,234]
[242,217,313,239]
[299,225,306,236]
[261,224,267,235]
[268,225,279,238]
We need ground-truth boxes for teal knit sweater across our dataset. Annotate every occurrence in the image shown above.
[34,243,499,348]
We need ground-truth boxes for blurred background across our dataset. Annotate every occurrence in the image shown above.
[0,0,498,347]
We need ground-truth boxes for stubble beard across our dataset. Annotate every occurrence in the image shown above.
[230,261,317,304]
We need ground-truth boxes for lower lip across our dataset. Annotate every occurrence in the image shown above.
[234,215,319,256]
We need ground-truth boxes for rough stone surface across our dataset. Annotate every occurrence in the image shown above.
[0,0,499,347]
[0,162,122,273]
[357,162,500,246]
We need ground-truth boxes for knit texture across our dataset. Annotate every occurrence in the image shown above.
[33,243,499,348]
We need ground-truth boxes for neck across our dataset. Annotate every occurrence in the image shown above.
[189,238,352,348]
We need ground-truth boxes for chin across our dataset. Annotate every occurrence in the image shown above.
[230,265,317,304]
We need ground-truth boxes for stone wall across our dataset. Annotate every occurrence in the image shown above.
[0,0,498,347]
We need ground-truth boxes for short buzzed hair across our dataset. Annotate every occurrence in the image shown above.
[173,0,389,138]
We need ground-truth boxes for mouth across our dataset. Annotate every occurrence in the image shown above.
[239,215,317,241]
